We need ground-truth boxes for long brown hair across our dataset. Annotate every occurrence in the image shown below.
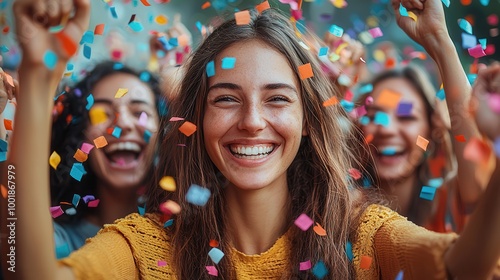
[146,8,378,279]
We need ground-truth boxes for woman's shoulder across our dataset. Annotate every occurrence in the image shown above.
[99,212,171,241]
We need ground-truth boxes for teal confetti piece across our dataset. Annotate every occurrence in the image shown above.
[374,111,390,127]
[43,50,57,70]
[318,47,328,57]
[110,6,118,18]
[480,0,490,5]
[458,18,473,35]
[113,62,124,70]
[196,21,203,33]
[80,30,94,45]
[111,126,122,138]
[138,206,145,216]
[164,219,174,227]
[359,116,370,126]
[467,74,477,85]
[65,208,77,215]
[72,194,81,207]
[83,44,91,59]
[357,84,373,95]
[139,71,151,82]
[66,63,74,71]
[399,4,408,16]
[0,45,8,52]
[329,24,344,37]
[0,139,8,152]
[55,243,70,259]
[0,152,6,162]
[186,184,211,206]
[419,186,437,201]
[479,38,487,49]
[221,57,236,69]
[428,178,444,188]
[144,130,152,143]
[86,94,94,110]
[208,248,225,264]
[312,261,328,279]
[206,60,215,77]
[441,0,450,7]
[340,99,354,113]
[345,241,354,261]
[70,163,86,181]
[168,37,178,47]
[436,89,445,101]
[129,21,144,32]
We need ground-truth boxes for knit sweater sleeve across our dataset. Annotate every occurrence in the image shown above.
[353,204,458,280]
[58,213,175,280]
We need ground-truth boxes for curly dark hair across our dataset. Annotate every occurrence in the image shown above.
[50,60,166,224]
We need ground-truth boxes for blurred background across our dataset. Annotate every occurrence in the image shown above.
[0,0,499,83]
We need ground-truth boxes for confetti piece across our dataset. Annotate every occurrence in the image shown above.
[170,117,185,122]
[395,270,404,280]
[159,176,176,191]
[436,88,445,101]
[458,18,473,34]
[186,184,211,206]
[328,24,344,37]
[208,248,225,264]
[155,15,168,25]
[373,111,390,127]
[115,88,128,98]
[345,241,354,261]
[82,44,91,59]
[464,137,491,165]
[416,135,429,151]
[129,21,143,32]
[358,84,373,95]
[55,243,70,259]
[179,121,197,137]
[3,119,12,130]
[399,4,408,16]
[89,107,108,125]
[442,0,450,7]
[206,61,215,77]
[94,24,105,35]
[294,213,314,231]
[298,63,313,80]
[206,266,218,276]
[359,116,370,125]
[138,206,145,216]
[488,93,500,114]
[72,194,81,207]
[318,47,328,57]
[479,38,487,49]
[73,149,88,162]
[256,1,270,13]
[110,6,118,18]
[323,96,339,107]
[160,200,181,215]
[43,50,57,70]
[157,260,167,267]
[88,199,100,207]
[454,135,466,142]
[407,11,418,22]
[313,222,327,236]
[468,45,486,58]
[312,261,328,279]
[70,163,86,181]
[136,111,148,127]
[380,147,397,156]
[461,33,477,49]
[93,136,108,148]
[201,1,211,9]
[428,177,444,188]
[82,195,95,204]
[420,186,437,200]
[487,14,499,26]
[494,137,500,158]
[360,255,372,269]
[348,168,362,180]
[50,206,64,218]
[0,45,8,53]
[49,151,61,170]
[368,27,383,38]
[80,30,94,45]
[235,10,251,25]
[1,185,7,199]
[65,208,77,215]
[299,260,312,270]
[221,57,236,69]
[396,102,413,117]
[164,219,174,227]
[375,89,401,109]
[140,0,151,6]
[144,130,152,143]
[209,240,219,247]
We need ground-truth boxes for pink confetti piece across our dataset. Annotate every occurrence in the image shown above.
[50,206,64,218]
[87,199,100,208]
[488,93,500,114]
[348,168,362,180]
[487,14,499,26]
[169,117,185,122]
[300,260,312,271]
[157,260,167,267]
[294,213,314,231]
[80,143,94,154]
[368,27,383,38]
[138,111,148,127]
[206,266,218,276]
[468,45,487,58]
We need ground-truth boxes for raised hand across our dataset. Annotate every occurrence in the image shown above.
[0,68,17,115]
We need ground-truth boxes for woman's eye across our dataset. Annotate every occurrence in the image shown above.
[269,96,290,102]
[214,96,236,103]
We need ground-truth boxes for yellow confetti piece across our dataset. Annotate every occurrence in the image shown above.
[159,176,176,192]
[155,15,168,25]
[408,11,418,22]
[331,0,346,8]
[416,135,429,151]
[49,151,61,170]
[335,42,349,54]
[115,88,128,98]
[89,107,108,125]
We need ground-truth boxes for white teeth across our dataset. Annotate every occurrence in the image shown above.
[106,142,141,153]
[230,145,274,156]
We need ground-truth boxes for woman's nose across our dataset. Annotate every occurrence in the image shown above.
[237,103,266,134]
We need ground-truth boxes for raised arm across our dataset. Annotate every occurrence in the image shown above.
[444,62,500,279]
[391,0,486,206]
[0,0,89,279]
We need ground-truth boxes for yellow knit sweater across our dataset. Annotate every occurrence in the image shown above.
[60,204,469,279]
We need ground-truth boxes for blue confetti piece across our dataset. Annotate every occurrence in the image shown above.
[0,152,6,162]
[357,84,373,95]
[113,63,124,70]
[70,163,86,181]
[494,137,500,158]
[296,19,307,34]
[428,178,444,188]
[0,1,7,9]
[86,94,94,110]
[312,261,328,279]
[157,36,173,51]
[395,270,404,280]
[318,47,329,57]
[374,111,390,127]
[458,18,473,35]
[396,102,413,117]
[206,60,215,77]
[467,74,477,85]
[157,98,168,116]
[74,88,82,98]
[221,57,236,69]
[168,37,178,47]
[164,219,174,227]
[148,13,154,24]
[132,0,138,7]
[110,6,118,19]
[83,44,91,59]
[340,99,354,113]
[381,147,397,156]
[208,248,225,264]
[461,33,477,49]
[111,126,122,138]
[0,45,9,52]
[345,241,353,261]
[138,206,145,216]
[65,208,77,215]
[362,176,372,188]
[140,71,151,82]
[480,0,490,5]
[66,63,74,71]
[72,194,81,207]
[55,243,70,259]
[129,21,143,32]
[144,130,152,143]
[441,0,450,7]
[43,50,57,70]
[419,186,437,201]
[436,88,445,100]
[82,195,95,204]
[80,30,94,45]
[196,21,203,33]
[0,139,8,152]
[479,38,487,49]
[186,184,211,206]
[399,4,408,17]
[329,24,344,37]
[359,116,370,126]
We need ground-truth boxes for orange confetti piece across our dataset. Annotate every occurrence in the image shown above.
[454,135,466,143]
[1,184,7,199]
[201,1,211,9]
[2,26,9,34]
[155,15,168,25]
[93,136,108,148]
[313,223,327,236]
[416,135,429,151]
[55,32,78,57]
[256,1,270,13]
[464,137,491,165]
[94,24,105,35]
[464,15,474,26]
[461,0,472,5]
[140,0,151,6]
[298,63,313,80]
[385,57,396,68]
[179,121,197,137]
[364,134,374,144]
[323,96,339,107]
[3,119,12,131]
[360,256,372,269]
[235,10,251,25]
[375,89,401,109]
[73,149,88,162]
[209,239,219,247]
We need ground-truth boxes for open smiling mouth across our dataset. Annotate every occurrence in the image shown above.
[104,142,143,167]
[229,145,276,159]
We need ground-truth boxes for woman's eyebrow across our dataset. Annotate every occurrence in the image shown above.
[263,83,298,94]
[208,82,242,92]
